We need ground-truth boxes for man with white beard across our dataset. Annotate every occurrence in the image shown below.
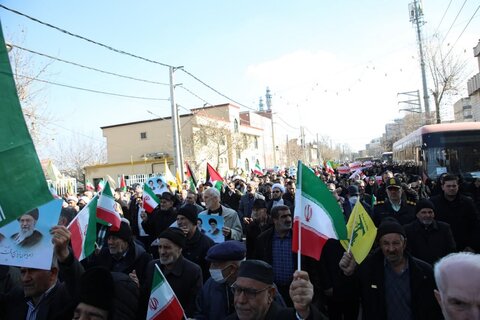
[140,227,202,318]
[10,208,43,248]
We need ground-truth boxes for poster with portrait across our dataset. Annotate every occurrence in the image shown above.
[0,199,62,270]
[147,176,169,195]
[199,215,224,243]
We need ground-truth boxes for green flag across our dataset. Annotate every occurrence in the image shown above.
[0,22,52,227]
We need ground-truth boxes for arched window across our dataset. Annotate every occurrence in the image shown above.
[234,119,239,133]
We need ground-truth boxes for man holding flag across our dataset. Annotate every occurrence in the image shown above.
[338,218,442,319]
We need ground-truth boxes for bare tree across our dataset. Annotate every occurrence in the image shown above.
[425,35,469,124]
[7,32,57,149]
[51,134,107,183]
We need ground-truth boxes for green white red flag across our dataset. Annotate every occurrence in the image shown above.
[185,162,197,192]
[206,163,223,191]
[97,181,121,231]
[252,162,263,176]
[68,196,98,261]
[293,161,347,260]
[147,264,185,320]
[143,183,160,213]
[325,161,335,175]
[85,179,95,191]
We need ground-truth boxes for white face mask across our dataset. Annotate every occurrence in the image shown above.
[349,196,358,205]
[209,268,227,283]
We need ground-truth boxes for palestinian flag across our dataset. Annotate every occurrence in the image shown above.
[120,175,127,192]
[252,162,263,176]
[68,196,98,261]
[206,163,223,191]
[97,181,121,231]
[185,162,197,192]
[293,161,348,260]
[147,264,184,320]
[143,183,160,213]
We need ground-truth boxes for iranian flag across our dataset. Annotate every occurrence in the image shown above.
[97,181,121,231]
[206,163,223,191]
[325,161,335,175]
[147,264,185,320]
[143,183,160,213]
[68,196,98,261]
[252,162,263,176]
[85,179,95,191]
[293,161,348,260]
[185,162,197,192]
[120,175,127,192]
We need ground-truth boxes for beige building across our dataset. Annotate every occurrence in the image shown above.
[467,40,480,121]
[85,103,276,186]
[453,97,473,122]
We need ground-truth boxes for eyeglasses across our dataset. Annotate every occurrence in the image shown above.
[231,283,272,299]
[272,190,281,193]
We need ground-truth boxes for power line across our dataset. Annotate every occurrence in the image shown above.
[180,68,257,111]
[10,44,169,85]
[434,0,454,35]
[15,74,170,101]
[441,0,468,45]
[0,4,173,68]
[444,4,480,59]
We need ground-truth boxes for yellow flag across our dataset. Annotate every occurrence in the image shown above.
[175,169,183,192]
[340,201,377,264]
[164,159,177,190]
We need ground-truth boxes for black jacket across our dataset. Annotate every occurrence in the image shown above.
[82,240,152,286]
[350,249,442,320]
[404,219,456,265]
[430,193,480,251]
[183,228,215,282]
[141,207,177,238]
[225,301,327,320]
[373,199,416,226]
[140,256,202,318]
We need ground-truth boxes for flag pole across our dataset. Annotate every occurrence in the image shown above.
[155,264,188,320]
[297,160,302,271]
[347,197,359,253]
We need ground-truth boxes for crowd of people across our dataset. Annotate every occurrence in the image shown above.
[1,163,480,320]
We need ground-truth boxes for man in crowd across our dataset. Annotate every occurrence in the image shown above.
[1,225,84,319]
[83,219,152,287]
[238,182,265,221]
[404,199,456,265]
[183,190,205,213]
[200,188,243,241]
[141,227,202,318]
[339,218,442,319]
[195,241,247,320]
[430,173,480,252]
[373,177,416,226]
[245,199,271,259]
[140,191,177,239]
[283,180,296,206]
[225,260,324,320]
[11,208,43,248]
[176,204,214,281]
[434,252,480,320]
[267,183,293,215]
[342,185,371,221]
[254,205,294,305]
[221,181,242,212]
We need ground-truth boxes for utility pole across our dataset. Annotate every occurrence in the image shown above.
[409,0,430,124]
[286,134,290,167]
[169,66,184,181]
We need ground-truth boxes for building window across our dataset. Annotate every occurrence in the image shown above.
[234,119,239,133]
[140,132,147,139]
[254,137,258,149]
